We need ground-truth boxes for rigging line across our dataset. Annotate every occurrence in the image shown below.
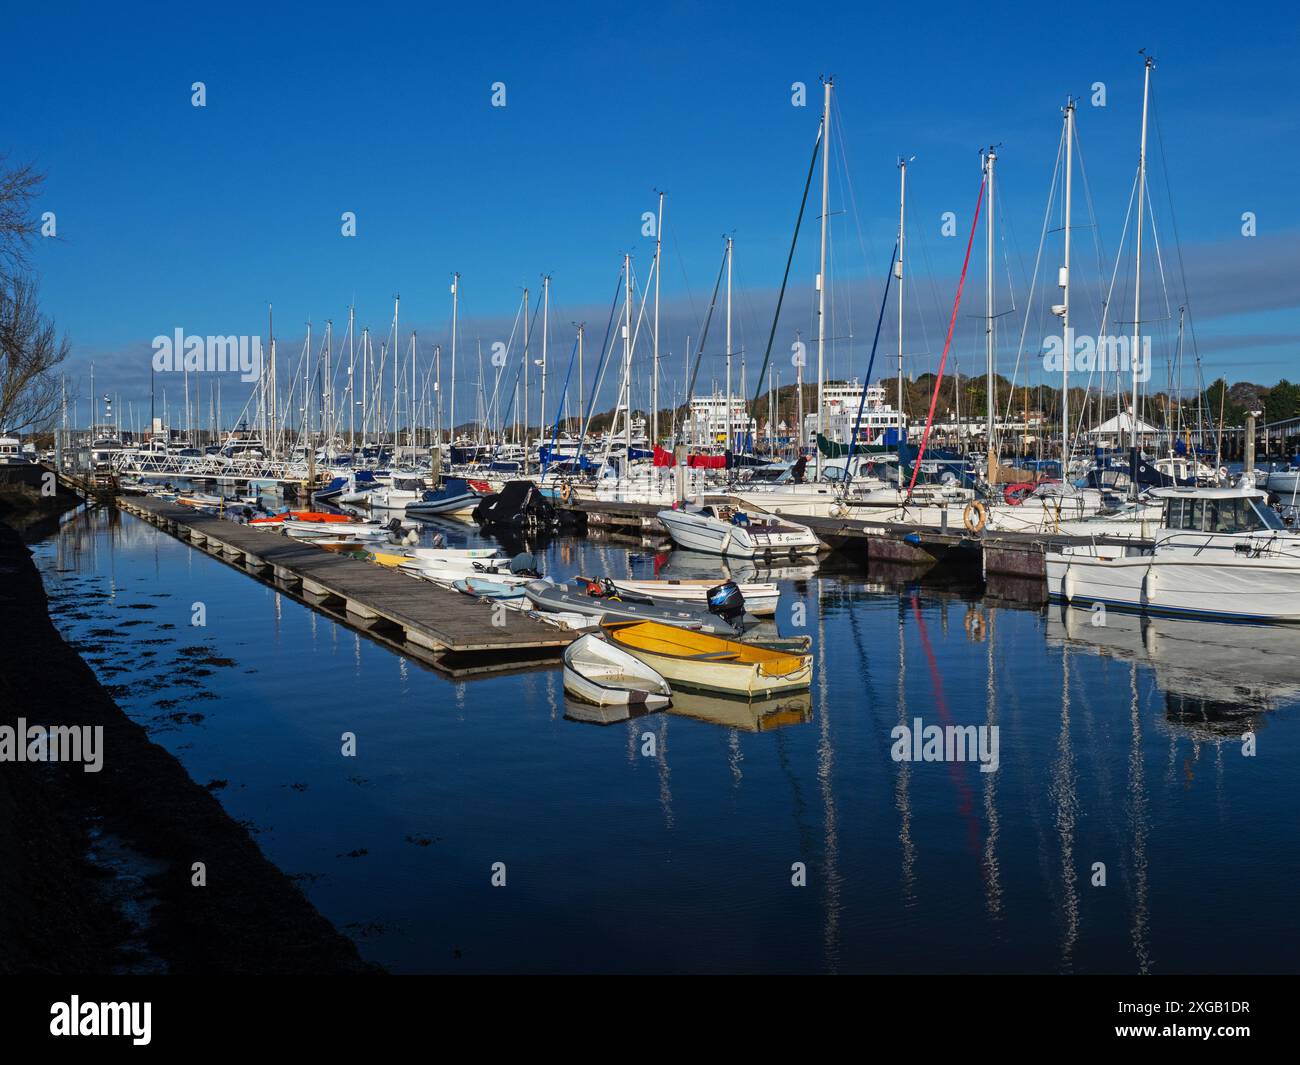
[842,241,899,491]
[667,213,703,333]
[830,94,884,285]
[572,267,624,463]
[685,241,730,404]
[491,290,545,459]
[541,332,582,479]
[906,176,985,501]
[1151,93,1216,448]
[1072,124,1112,328]
[1002,124,1063,430]
[747,113,824,414]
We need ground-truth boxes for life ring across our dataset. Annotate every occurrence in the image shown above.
[560,483,574,505]
[1003,482,1035,506]
[963,501,987,535]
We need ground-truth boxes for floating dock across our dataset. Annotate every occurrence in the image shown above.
[564,498,1147,582]
[117,496,577,676]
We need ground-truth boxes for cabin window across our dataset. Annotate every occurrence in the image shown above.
[1206,500,1238,533]
[1164,498,1184,527]
[1186,499,1205,531]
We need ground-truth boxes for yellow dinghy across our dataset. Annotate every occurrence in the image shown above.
[368,550,412,568]
[601,620,813,698]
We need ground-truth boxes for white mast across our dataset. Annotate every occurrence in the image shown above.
[1060,98,1076,462]
[347,305,355,449]
[1132,54,1154,465]
[541,275,550,454]
[652,190,664,447]
[522,286,530,447]
[896,157,907,488]
[725,235,733,454]
[323,319,332,453]
[815,76,832,475]
[449,273,459,445]
[623,253,632,481]
[984,147,997,474]
[576,322,585,436]
[391,296,400,455]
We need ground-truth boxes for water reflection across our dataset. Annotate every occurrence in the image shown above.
[26,507,1300,974]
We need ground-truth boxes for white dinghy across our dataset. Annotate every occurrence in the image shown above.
[562,634,672,710]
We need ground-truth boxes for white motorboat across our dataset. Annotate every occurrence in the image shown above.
[1046,486,1300,621]
[562,634,672,710]
[656,501,823,559]
[363,475,427,510]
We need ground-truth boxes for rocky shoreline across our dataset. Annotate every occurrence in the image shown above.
[0,515,378,974]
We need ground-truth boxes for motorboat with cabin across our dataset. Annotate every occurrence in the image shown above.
[1046,485,1300,621]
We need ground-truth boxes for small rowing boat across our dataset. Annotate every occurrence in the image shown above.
[601,619,813,697]
[451,577,528,600]
[563,634,672,710]
[609,578,779,616]
[525,579,740,635]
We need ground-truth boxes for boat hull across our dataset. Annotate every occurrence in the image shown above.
[1046,548,1300,621]
[602,620,813,698]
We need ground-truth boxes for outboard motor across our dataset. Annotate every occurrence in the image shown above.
[706,580,746,626]
[386,517,404,534]
[509,552,540,578]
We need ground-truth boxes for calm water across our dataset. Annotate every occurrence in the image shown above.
[32,507,1300,974]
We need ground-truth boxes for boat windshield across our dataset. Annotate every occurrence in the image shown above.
[1164,495,1285,533]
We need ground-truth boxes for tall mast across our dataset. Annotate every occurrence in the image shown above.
[984,147,997,475]
[1132,54,1154,465]
[623,253,632,480]
[391,295,400,454]
[1060,98,1076,461]
[815,76,833,475]
[541,275,550,458]
[323,319,332,451]
[361,328,370,445]
[896,157,907,488]
[449,273,459,445]
[652,190,664,447]
[348,305,355,449]
[725,235,733,454]
[576,323,585,435]
[434,344,442,444]
[522,286,530,446]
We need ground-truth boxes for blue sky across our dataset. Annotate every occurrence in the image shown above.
[5,1,1297,428]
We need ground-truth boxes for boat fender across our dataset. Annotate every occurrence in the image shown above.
[963,501,987,535]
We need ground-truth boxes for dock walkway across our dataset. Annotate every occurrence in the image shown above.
[118,496,575,674]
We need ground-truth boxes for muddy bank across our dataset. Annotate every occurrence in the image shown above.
[0,519,378,974]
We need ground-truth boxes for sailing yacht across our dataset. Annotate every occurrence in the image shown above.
[1046,485,1300,621]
